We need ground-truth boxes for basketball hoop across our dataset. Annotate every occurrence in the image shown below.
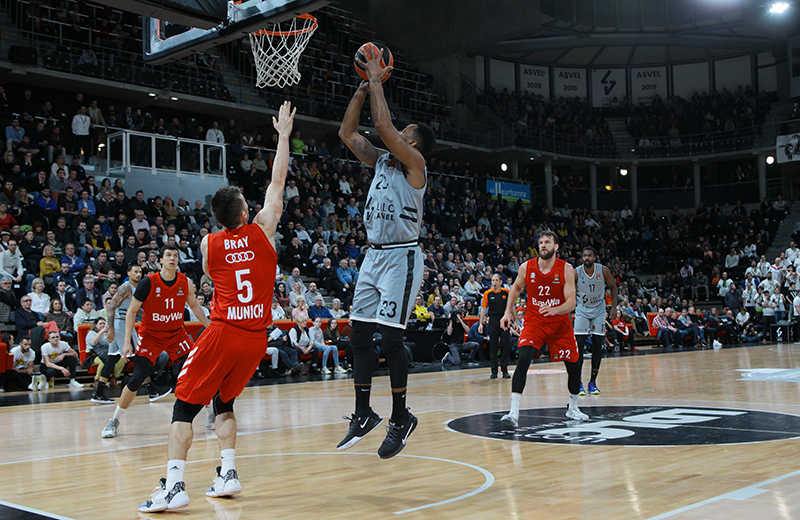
[249,13,317,89]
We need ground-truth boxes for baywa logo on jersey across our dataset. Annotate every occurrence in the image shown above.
[446,406,800,446]
[226,251,255,263]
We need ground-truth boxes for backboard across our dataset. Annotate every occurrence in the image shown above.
[143,0,329,64]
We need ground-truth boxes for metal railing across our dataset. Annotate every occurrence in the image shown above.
[106,129,226,178]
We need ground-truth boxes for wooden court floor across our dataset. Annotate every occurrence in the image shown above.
[3,343,800,519]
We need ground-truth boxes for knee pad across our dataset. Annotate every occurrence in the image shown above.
[351,320,376,349]
[171,398,204,423]
[213,393,235,415]
[379,325,405,354]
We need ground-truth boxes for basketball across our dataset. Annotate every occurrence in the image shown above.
[354,41,393,82]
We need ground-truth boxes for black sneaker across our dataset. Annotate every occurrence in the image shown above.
[337,409,383,450]
[90,393,114,404]
[377,410,418,459]
[148,384,172,403]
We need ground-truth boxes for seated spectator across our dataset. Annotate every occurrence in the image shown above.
[718,310,741,345]
[14,294,45,338]
[39,245,60,278]
[44,298,73,338]
[336,259,358,297]
[329,298,347,319]
[40,329,83,388]
[186,293,210,322]
[323,318,353,369]
[271,299,286,321]
[652,308,678,348]
[304,282,323,304]
[53,262,78,293]
[75,275,103,310]
[428,295,446,319]
[27,277,50,315]
[0,276,19,324]
[274,284,291,315]
[2,335,38,391]
[285,267,305,293]
[85,317,123,389]
[288,317,318,374]
[1,239,34,292]
[412,295,431,321]
[289,281,306,308]
[292,297,309,322]
[309,316,345,374]
[308,295,332,320]
[73,298,99,330]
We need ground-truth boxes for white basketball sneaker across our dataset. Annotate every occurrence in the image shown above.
[206,466,242,498]
[138,478,190,512]
[101,418,119,438]
[500,411,519,429]
[566,406,589,421]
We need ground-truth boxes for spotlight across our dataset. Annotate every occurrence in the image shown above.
[620,169,628,176]
[769,2,789,14]
[501,163,508,172]
[605,185,612,191]
[148,93,156,97]
[766,155,775,165]
[170,96,179,101]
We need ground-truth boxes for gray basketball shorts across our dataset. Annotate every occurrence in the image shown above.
[351,246,424,329]
[573,312,606,336]
[110,318,139,356]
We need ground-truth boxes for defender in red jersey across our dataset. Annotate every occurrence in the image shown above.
[137,101,295,514]
[101,246,210,440]
[498,232,589,430]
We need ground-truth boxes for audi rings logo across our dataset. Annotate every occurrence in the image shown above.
[225,251,255,263]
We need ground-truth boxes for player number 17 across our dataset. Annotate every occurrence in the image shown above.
[235,269,253,303]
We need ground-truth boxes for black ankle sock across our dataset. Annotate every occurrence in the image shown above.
[96,381,107,396]
[390,390,408,423]
[590,371,598,383]
[355,385,371,417]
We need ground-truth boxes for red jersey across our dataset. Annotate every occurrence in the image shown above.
[139,272,189,335]
[524,257,572,328]
[207,222,276,332]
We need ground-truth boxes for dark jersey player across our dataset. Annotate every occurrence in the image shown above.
[138,101,294,513]
[101,246,209,439]
[499,232,588,429]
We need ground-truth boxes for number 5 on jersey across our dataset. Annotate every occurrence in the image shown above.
[235,269,253,303]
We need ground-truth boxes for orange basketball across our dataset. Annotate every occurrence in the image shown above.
[354,42,393,82]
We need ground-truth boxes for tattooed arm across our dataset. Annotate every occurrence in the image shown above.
[338,81,379,168]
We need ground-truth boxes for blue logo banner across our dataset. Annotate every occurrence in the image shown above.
[486,180,531,203]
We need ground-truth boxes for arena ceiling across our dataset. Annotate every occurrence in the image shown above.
[356,0,798,66]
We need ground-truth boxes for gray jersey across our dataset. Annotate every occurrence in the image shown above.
[363,153,426,245]
[114,280,134,322]
[576,263,606,318]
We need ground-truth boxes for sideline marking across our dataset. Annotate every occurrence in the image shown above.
[140,451,495,515]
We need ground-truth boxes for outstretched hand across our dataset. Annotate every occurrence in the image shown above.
[354,43,393,83]
[272,100,297,136]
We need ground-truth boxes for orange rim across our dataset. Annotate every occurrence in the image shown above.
[252,14,317,37]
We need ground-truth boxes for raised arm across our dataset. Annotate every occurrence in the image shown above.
[358,45,426,189]
[338,81,379,168]
[255,101,296,246]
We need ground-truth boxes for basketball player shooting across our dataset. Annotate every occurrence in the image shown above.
[137,101,295,513]
[336,43,436,459]
[499,232,589,429]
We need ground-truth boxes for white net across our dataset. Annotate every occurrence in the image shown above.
[249,14,317,89]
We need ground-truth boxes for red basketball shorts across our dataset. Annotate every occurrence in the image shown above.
[518,319,579,363]
[136,328,194,365]
[175,321,268,405]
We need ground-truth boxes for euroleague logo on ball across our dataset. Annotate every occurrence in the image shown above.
[225,251,255,263]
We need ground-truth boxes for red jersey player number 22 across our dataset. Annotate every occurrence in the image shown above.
[209,223,277,331]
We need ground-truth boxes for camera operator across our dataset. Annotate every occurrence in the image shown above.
[441,309,481,366]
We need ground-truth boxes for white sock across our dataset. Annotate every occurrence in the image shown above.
[205,405,215,420]
[112,405,125,421]
[510,393,521,415]
[221,449,236,475]
[165,459,186,490]
[569,394,579,409]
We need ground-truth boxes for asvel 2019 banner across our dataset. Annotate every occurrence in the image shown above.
[776,133,800,163]
[486,180,531,203]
